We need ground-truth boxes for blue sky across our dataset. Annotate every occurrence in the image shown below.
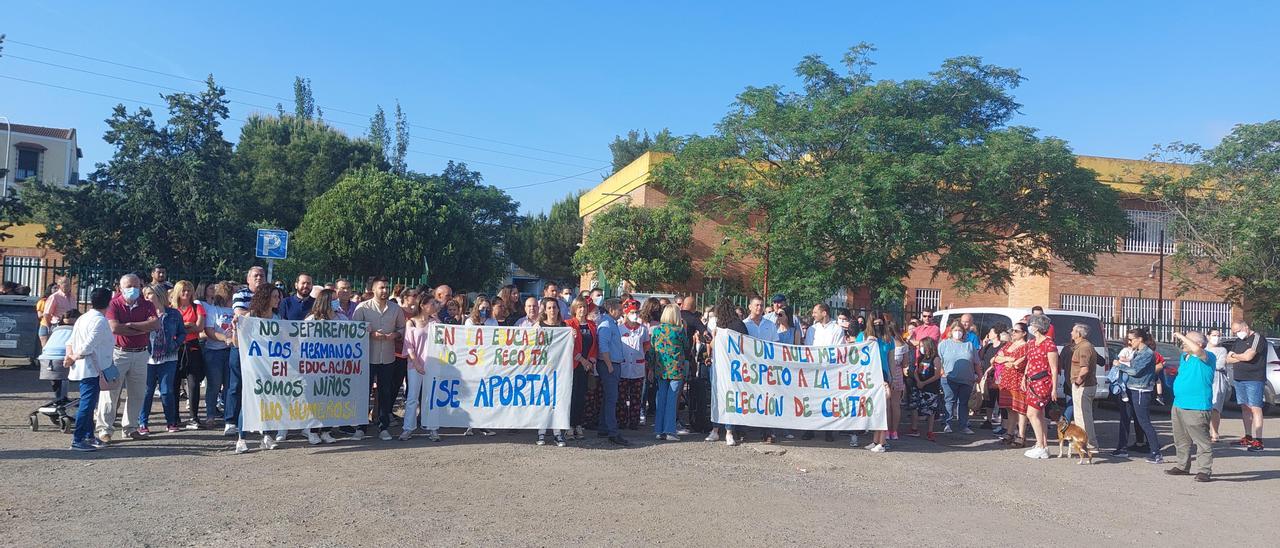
[3,1,1277,214]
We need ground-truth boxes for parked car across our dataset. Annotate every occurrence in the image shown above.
[933,307,1109,399]
[1218,336,1279,412]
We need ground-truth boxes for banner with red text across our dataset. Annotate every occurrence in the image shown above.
[424,324,574,430]
[237,316,371,431]
[711,330,887,431]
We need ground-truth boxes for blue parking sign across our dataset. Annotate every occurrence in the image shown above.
[255,229,289,259]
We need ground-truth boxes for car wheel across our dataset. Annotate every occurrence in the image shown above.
[1264,384,1276,415]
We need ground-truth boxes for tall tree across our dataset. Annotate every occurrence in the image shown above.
[407,161,519,287]
[293,76,315,120]
[22,77,250,275]
[368,105,390,152]
[574,203,692,290]
[231,114,386,231]
[292,167,498,291]
[392,100,409,176]
[506,192,583,282]
[652,44,1130,304]
[1144,120,1280,327]
[0,188,32,247]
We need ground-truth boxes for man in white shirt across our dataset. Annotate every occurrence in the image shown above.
[515,297,539,327]
[65,288,116,451]
[805,303,845,346]
[743,296,777,341]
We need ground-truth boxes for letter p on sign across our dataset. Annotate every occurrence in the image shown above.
[256,229,289,260]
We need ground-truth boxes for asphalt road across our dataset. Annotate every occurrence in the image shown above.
[1,366,1277,547]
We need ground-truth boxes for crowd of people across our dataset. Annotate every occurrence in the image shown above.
[32,265,1271,481]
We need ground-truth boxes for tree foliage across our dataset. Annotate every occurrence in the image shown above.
[231,114,384,231]
[22,77,251,276]
[392,100,409,176]
[368,105,390,153]
[406,161,519,286]
[506,192,583,282]
[608,128,678,173]
[293,167,512,292]
[1144,121,1280,327]
[0,189,30,247]
[652,44,1129,304]
[293,76,315,120]
[574,203,692,290]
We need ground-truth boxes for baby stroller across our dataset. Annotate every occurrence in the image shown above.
[30,357,77,433]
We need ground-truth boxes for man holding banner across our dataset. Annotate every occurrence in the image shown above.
[713,317,886,445]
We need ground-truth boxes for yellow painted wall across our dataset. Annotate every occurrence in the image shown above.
[1,223,48,249]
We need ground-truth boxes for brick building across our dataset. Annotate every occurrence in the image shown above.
[578,153,1241,331]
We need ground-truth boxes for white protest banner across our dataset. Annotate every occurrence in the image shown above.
[712,330,887,431]
[236,316,370,431]
[424,324,574,430]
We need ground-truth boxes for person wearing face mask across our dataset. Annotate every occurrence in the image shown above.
[1226,320,1267,452]
[937,320,982,436]
[1205,329,1230,442]
[96,274,160,443]
[856,314,896,451]
[465,296,498,326]
[616,300,651,431]
[1021,315,1061,460]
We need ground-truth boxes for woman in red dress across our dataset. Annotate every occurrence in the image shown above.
[994,322,1029,447]
[1021,315,1061,459]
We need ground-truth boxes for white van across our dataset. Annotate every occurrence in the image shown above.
[933,307,1110,399]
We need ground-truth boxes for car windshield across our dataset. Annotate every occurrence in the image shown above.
[1047,314,1104,348]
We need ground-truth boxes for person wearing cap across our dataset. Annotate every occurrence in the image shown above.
[763,294,802,333]
[616,299,651,431]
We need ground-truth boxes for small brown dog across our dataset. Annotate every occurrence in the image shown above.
[1057,420,1093,464]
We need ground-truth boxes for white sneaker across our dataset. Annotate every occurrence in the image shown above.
[704,431,719,442]
[379,430,392,441]
[639,415,647,426]
[784,433,795,440]
[234,439,249,454]
[351,429,365,441]
[676,425,690,435]
[261,434,278,450]
[399,430,413,441]
[306,432,322,445]
[276,430,288,442]
[870,444,887,453]
[536,434,546,446]
[321,432,338,444]
[726,432,738,446]
[664,434,681,442]
[1024,446,1050,459]
[865,441,880,450]
[428,430,441,442]
[943,424,953,434]
[224,425,239,436]
[656,434,665,441]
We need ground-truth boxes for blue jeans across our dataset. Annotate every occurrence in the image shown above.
[1117,389,1160,457]
[596,360,620,437]
[140,360,178,427]
[654,379,683,435]
[203,347,229,420]
[941,379,973,429]
[225,346,245,438]
[73,377,99,443]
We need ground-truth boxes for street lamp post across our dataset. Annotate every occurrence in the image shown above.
[0,116,12,197]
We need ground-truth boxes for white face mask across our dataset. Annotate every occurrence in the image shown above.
[626,312,639,323]
[592,296,603,306]
[1208,335,1220,347]
[951,330,964,341]
[1236,330,1248,339]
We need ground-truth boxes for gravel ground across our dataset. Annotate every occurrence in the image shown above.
[1,365,1277,547]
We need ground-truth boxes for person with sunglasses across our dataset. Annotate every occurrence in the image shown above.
[912,308,940,343]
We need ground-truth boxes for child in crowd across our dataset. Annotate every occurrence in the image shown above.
[38,310,81,403]
[909,337,944,441]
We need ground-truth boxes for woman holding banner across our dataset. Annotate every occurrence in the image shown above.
[564,298,598,441]
[707,298,746,446]
[465,297,498,327]
[650,305,688,441]
[201,283,236,432]
[302,291,344,445]
[536,297,570,447]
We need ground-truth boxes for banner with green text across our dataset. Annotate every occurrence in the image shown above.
[237,316,370,431]
[424,324,574,430]
[711,330,887,431]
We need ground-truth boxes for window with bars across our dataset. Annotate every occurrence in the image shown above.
[1059,294,1115,321]
[2,256,45,290]
[1122,297,1174,322]
[914,288,940,311]
[1179,300,1232,330]
[1124,210,1177,255]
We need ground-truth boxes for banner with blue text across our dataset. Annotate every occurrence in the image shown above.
[711,330,887,431]
[237,316,370,431]
[424,324,574,430]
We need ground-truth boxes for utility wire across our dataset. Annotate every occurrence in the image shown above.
[4,38,609,163]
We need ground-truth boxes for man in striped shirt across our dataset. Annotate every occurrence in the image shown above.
[225,266,265,449]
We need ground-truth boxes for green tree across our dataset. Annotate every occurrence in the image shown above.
[231,114,385,231]
[574,203,692,290]
[406,161,519,287]
[294,76,315,120]
[368,105,390,153]
[22,77,250,275]
[652,44,1130,304]
[608,128,677,173]
[293,167,499,291]
[1144,121,1280,327]
[506,192,583,282]
[392,100,409,176]
[0,189,30,247]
